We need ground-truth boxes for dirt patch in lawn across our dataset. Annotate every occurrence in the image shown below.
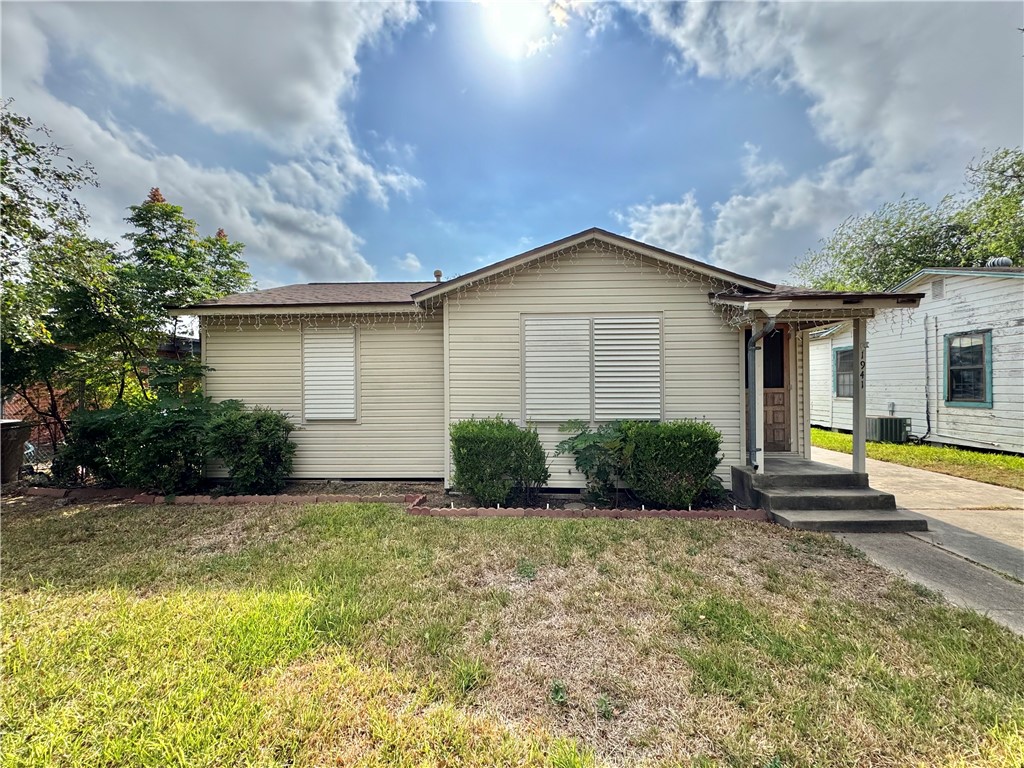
[457,523,922,765]
[282,479,447,508]
[180,502,299,555]
[465,562,709,763]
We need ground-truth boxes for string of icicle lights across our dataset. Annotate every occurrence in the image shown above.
[198,238,916,336]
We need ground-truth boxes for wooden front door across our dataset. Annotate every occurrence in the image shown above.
[744,325,793,453]
[764,389,790,451]
[762,326,791,452]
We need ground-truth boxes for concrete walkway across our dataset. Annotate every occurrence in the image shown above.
[838,532,1024,634]
[811,447,1023,549]
[811,447,1024,634]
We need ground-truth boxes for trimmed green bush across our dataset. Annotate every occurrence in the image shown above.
[54,399,213,494]
[53,398,297,495]
[449,417,550,506]
[620,419,723,508]
[206,400,296,495]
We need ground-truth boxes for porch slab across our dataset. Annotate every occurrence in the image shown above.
[773,509,928,533]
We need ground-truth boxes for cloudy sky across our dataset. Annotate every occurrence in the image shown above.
[3,1,1021,287]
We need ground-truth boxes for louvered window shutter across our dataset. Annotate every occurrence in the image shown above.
[593,316,662,420]
[303,326,357,419]
[523,317,592,421]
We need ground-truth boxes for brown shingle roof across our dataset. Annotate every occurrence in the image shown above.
[184,281,434,309]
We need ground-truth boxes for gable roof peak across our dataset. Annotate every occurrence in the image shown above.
[413,227,776,301]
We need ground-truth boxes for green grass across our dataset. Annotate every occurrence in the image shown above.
[3,495,1023,767]
[811,428,1024,490]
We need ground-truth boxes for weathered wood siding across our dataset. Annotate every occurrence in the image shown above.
[443,249,744,488]
[202,316,445,477]
[809,273,1024,454]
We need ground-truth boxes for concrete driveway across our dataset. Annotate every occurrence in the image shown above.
[811,447,1024,634]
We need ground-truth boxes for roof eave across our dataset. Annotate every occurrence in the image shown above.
[412,227,775,302]
[169,301,425,317]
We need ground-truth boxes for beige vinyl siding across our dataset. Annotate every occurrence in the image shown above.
[808,334,835,427]
[203,316,445,477]
[444,248,742,488]
[793,330,808,457]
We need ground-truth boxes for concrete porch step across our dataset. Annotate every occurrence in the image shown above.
[749,471,869,490]
[772,509,928,533]
[759,487,897,512]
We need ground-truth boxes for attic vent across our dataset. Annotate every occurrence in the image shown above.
[932,278,944,300]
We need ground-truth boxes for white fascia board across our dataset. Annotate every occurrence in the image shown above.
[169,303,425,317]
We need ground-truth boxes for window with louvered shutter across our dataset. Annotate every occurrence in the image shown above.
[523,317,592,421]
[303,325,357,420]
[522,315,662,422]
[593,316,662,420]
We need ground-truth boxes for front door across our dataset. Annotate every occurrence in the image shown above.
[762,327,790,452]
[746,326,792,452]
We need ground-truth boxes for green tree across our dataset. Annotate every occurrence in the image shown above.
[1,104,256,447]
[1,99,101,346]
[794,148,1024,290]
[955,148,1024,264]
[121,188,254,340]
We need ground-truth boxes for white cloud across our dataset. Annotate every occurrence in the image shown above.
[708,156,861,282]
[741,142,785,190]
[23,2,419,144]
[634,1,1022,178]
[1,2,423,285]
[611,1,1023,282]
[619,191,705,256]
[395,252,422,274]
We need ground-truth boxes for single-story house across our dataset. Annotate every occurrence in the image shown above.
[175,229,924,521]
[809,265,1024,455]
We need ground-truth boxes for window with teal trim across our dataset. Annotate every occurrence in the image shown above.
[833,347,854,398]
[945,331,992,408]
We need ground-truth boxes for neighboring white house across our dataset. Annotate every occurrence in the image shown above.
[809,267,1024,454]
[175,229,922,489]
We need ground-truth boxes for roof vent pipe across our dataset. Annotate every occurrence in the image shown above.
[986,256,1013,267]
[433,269,443,283]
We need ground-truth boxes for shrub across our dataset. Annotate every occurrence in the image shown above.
[554,420,625,503]
[620,419,723,509]
[54,399,213,494]
[449,417,549,506]
[206,400,297,495]
[52,398,297,495]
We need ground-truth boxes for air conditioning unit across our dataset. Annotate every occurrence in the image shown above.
[866,416,910,444]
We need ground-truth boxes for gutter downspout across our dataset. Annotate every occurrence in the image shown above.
[746,315,776,468]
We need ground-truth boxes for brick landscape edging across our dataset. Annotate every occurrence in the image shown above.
[408,506,768,521]
[25,486,426,507]
[23,486,765,521]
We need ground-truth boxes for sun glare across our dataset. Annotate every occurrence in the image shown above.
[478,1,556,61]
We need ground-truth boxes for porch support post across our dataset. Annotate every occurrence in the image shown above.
[753,320,766,474]
[852,317,867,473]
[801,330,812,460]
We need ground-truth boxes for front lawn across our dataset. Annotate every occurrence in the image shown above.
[811,428,1024,490]
[3,495,1023,767]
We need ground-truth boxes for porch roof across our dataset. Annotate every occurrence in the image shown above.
[709,288,923,327]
